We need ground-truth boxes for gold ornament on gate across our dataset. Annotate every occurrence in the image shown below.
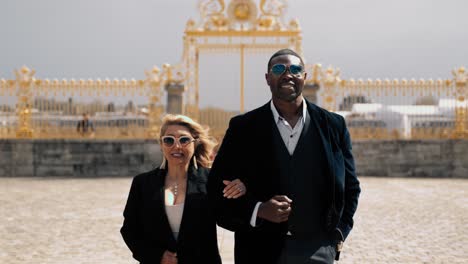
[258,0,287,30]
[198,0,228,30]
[14,66,35,138]
[227,0,257,27]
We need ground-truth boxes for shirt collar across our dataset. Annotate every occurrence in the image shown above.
[270,98,307,123]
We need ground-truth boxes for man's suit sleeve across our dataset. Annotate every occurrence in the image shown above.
[337,119,361,240]
[208,117,258,232]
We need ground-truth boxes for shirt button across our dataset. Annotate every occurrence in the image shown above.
[290,135,293,138]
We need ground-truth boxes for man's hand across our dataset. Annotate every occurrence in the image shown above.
[161,250,177,264]
[257,195,292,223]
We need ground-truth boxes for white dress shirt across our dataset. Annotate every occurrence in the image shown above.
[250,99,307,226]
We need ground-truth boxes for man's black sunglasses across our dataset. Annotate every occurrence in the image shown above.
[270,64,304,76]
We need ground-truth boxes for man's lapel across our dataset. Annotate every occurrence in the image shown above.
[306,101,335,179]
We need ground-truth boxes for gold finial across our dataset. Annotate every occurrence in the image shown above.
[163,63,173,84]
[145,66,161,85]
[186,19,196,30]
[289,19,300,30]
[162,63,185,85]
[14,66,36,88]
[321,66,341,86]
[21,66,29,74]
[309,63,321,84]
[452,66,467,86]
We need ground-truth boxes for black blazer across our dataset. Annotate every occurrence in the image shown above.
[121,166,222,264]
[208,99,361,262]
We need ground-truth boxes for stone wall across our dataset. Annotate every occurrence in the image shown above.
[0,139,467,177]
[353,140,468,178]
[0,139,161,177]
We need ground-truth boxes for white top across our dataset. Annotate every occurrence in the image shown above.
[165,203,184,240]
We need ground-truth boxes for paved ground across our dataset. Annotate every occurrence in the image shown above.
[0,177,467,264]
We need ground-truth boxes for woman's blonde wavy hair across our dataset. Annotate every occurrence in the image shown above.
[159,114,217,168]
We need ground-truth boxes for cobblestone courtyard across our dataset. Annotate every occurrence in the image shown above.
[1,177,467,264]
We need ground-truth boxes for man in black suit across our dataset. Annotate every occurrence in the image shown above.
[208,49,361,263]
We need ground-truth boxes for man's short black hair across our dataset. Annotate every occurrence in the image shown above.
[267,49,304,71]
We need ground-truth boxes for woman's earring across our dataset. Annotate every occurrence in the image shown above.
[160,156,166,169]
[193,155,198,169]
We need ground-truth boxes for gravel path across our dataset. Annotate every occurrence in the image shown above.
[0,177,466,263]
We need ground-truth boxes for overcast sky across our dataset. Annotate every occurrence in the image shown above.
[1,0,467,110]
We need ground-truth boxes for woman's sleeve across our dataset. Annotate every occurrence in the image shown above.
[120,177,165,263]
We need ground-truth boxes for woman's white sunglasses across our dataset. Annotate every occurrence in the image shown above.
[161,135,196,147]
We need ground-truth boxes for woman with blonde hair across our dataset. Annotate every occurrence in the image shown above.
[121,114,245,264]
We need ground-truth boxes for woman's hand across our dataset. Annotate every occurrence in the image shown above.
[223,179,246,199]
[161,250,177,264]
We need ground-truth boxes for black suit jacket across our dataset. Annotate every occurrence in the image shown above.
[121,166,222,264]
[208,99,361,263]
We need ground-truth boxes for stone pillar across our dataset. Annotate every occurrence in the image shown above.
[165,82,185,114]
